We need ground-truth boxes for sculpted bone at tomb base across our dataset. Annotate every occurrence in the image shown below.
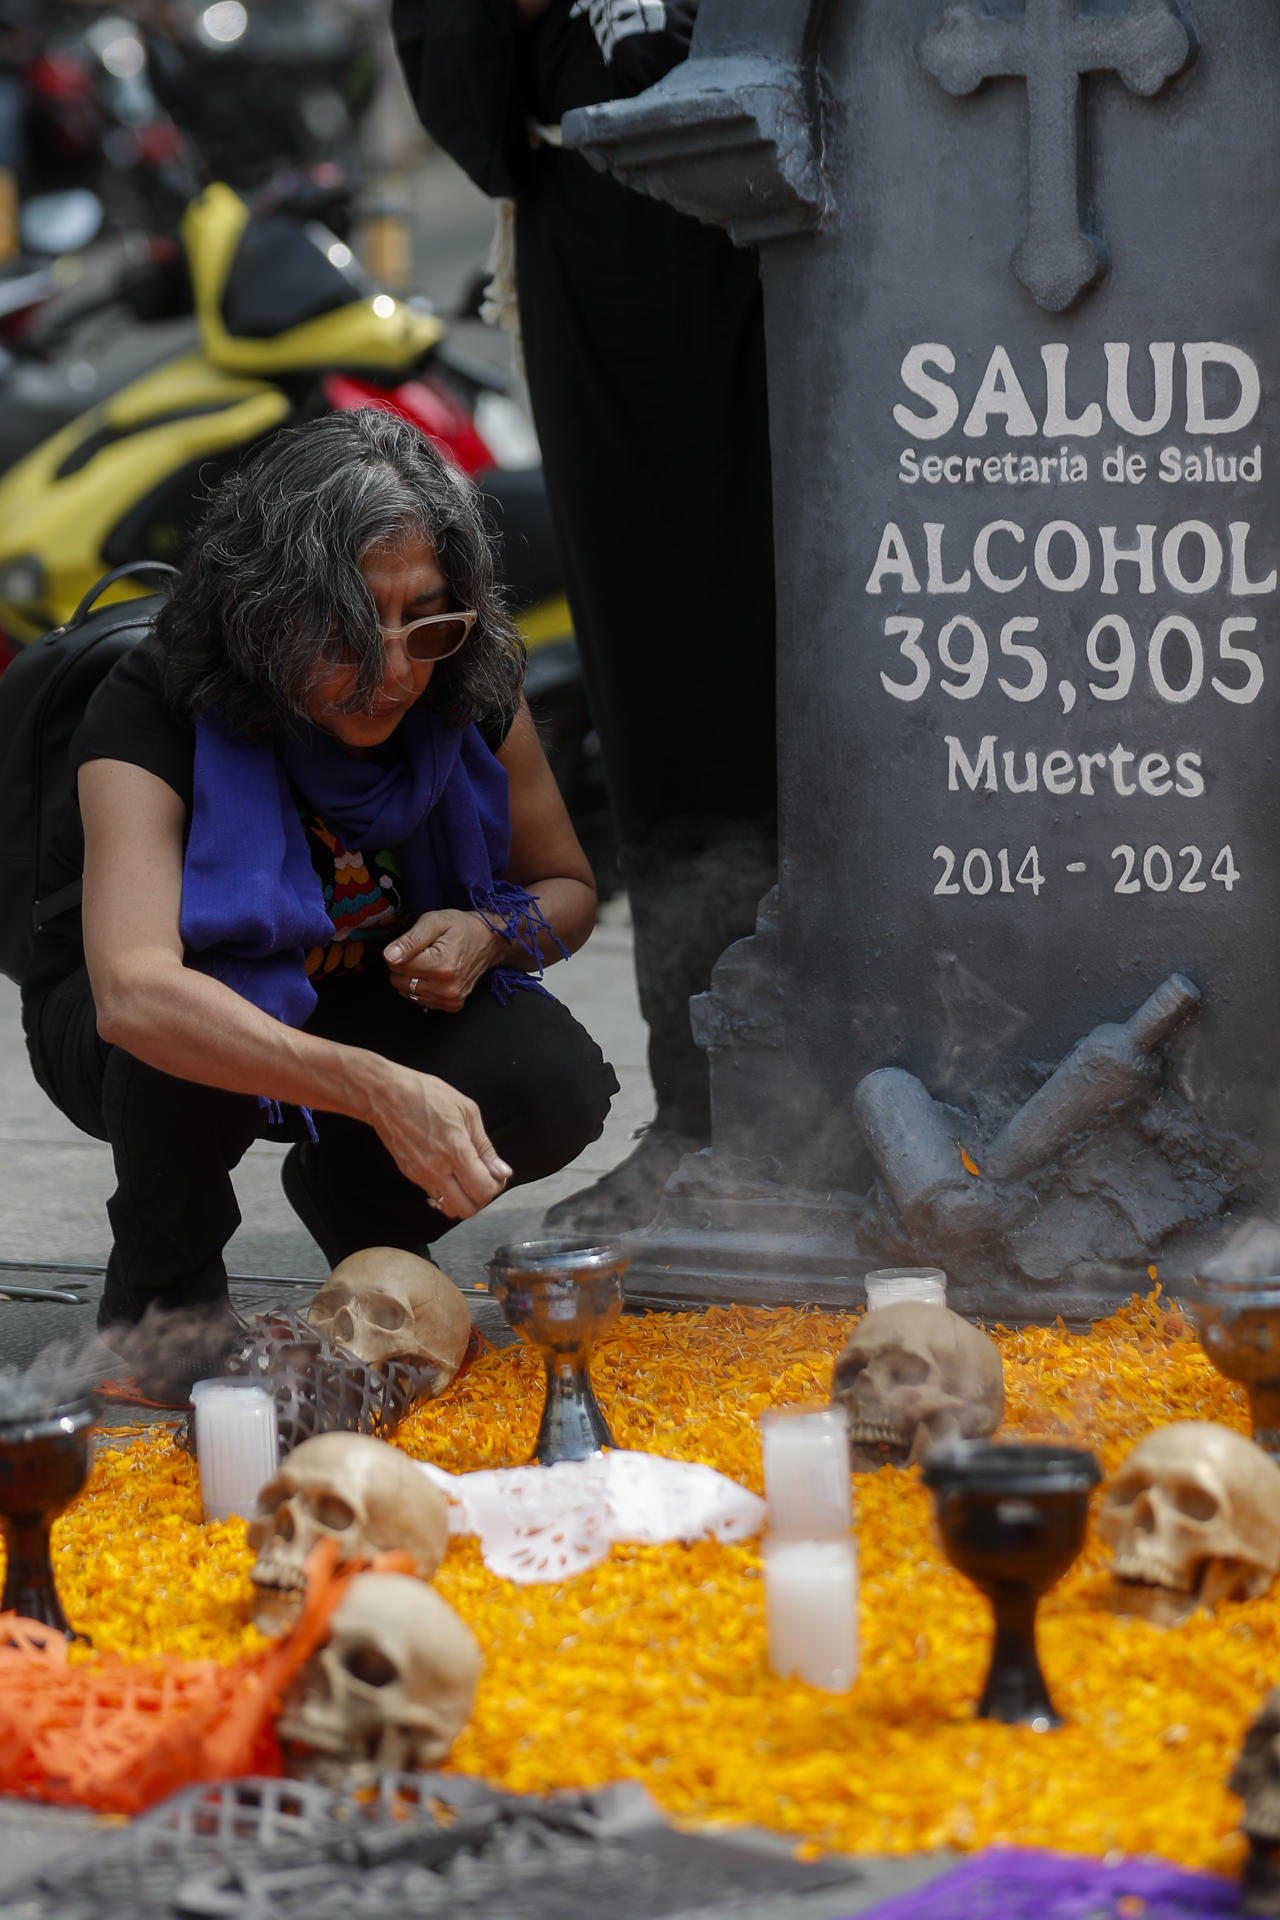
[1098,1422,1280,1607]
[305,1247,471,1386]
[277,1572,482,1786]
[831,1302,1004,1470]
[248,1431,450,1632]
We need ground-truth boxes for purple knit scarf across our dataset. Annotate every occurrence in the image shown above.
[180,700,564,1038]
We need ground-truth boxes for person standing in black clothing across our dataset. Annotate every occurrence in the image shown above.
[393,0,777,1233]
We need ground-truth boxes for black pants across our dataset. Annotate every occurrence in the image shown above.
[23,966,618,1329]
[516,149,777,1141]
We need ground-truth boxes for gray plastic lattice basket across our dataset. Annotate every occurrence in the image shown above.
[192,1311,440,1455]
[0,1773,861,1920]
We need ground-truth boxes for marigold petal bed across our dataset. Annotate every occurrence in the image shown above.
[0,1293,1264,1873]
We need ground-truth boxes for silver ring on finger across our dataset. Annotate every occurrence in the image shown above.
[408,976,419,1003]
[431,1192,446,1209]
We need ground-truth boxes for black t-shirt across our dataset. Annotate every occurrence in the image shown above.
[22,645,514,1007]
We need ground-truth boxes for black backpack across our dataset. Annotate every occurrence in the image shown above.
[0,561,178,986]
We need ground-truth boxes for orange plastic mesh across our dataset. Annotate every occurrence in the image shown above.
[0,1541,413,1814]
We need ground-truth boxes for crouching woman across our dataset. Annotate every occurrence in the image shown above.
[21,409,617,1399]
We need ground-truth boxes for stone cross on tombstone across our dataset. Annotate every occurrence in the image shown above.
[564,0,1280,1326]
[920,0,1196,312]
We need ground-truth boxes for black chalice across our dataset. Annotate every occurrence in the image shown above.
[923,1439,1100,1729]
[1190,1272,1280,1458]
[486,1238,628,1465]
[0,1396,98,1639]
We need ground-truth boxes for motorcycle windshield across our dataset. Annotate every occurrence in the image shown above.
[220,215,372,340]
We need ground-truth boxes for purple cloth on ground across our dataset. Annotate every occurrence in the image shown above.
[849,1848,1243,1920]
[181,700,561,1028]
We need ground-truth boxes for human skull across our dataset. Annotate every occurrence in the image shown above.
[1098,1422,1280,1606]
[248,1432,449,1632]
[1231,1689,1280,1845]
[305,1247,471,1385]
[277,1571,482,1786]
[831,1302,1004,1470]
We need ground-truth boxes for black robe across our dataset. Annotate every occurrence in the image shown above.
[393,0,776,1140]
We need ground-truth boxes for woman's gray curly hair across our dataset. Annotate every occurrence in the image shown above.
[158,408,525,741]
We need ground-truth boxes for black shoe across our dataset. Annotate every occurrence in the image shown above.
[282,1141,350,1269]
[99,1300,247,1407]
[540,1124,703,1237]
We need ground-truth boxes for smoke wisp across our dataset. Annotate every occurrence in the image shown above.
[0,1339,101,1421]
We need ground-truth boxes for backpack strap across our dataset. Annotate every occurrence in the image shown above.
[30,573,178,939]
[32,879,84,931]
[67,560,179,629]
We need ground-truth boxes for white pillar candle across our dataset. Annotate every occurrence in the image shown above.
[864,1266,948,1312]
[190,1378,279,1524]
[763,1536,859,1691]
[758,1404,853,1539]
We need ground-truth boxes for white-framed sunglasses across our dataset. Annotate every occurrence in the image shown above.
[383,608,478,662]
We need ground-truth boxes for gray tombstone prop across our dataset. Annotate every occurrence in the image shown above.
[564,0,1280,1322]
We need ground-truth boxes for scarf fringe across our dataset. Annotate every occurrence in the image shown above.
[257,1096,319,1144]
[472,881,570,1003]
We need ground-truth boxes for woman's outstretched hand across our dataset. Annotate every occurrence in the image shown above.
[368,1063,512,1218]
[385,910,504,1013]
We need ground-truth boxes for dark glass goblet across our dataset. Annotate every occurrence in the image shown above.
[0,1396,98,1640]
[486,1238,628,1465]
[923,1439,1100,1729]
[1190,1272,1280,1458]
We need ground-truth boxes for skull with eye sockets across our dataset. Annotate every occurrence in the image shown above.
[247,1431,449,1632]
[277,1571,481,1785]
[305,1248,471,1387]
[1098,1421,1280,1607]
[831,1302,1004,1470]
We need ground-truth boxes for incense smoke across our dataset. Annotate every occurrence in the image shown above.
[0,1340,100,1421]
